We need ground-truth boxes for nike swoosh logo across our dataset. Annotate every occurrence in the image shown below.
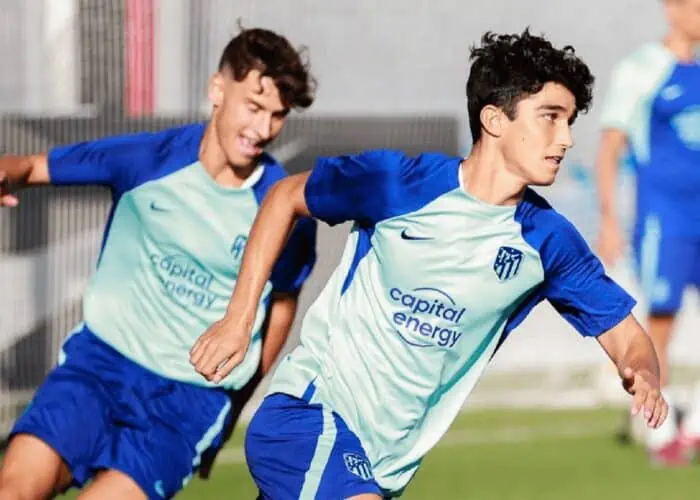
[149,201,169,212]
[400,228,434,241]
[154,480,165,498]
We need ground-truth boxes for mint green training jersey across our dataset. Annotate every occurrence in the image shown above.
[48,123,316,389]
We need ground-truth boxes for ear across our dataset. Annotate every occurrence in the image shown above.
[208,73,225,108]
[479,104,506,138]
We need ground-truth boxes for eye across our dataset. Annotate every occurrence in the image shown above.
[247,101,261,113]
[543,113,557,121]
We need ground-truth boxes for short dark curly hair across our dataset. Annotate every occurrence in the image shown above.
[218,24,315,111]
[466,29,594,143]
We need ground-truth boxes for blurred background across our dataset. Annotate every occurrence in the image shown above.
[0,0,699,498]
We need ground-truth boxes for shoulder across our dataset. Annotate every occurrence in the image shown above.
[611,44,676,88]
[516,189,590,268]
[516,189,573,241]
[118,123,206,189]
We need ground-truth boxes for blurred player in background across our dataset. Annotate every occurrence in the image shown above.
[192,30,668,499]
[595,0,700,465]
[0,27,316,500]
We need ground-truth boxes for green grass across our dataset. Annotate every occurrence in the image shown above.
[61,408,698,499]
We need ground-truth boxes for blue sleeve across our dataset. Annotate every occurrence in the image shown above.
[270,216,317,294]
[542,219,636,337]
[304,150,460,227]
[47,133,155,192]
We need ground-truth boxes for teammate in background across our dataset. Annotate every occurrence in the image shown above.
[191,30,668,498]
[0,27,316,500]
[595,0,700,465]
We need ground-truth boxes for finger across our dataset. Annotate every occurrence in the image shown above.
[0,194,18,207]
[631,384,646,416]
[643,388,658,422]
[190,336,210,365]
[650,398,666,429]
[195,344,224,377]
[212,353,244,384]
[658,401,670,429]
[199,343,234,378]
[621,367,635,382]
[190,333,210,360]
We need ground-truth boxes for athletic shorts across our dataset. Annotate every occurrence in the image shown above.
[633,219,700,315]
[10,326,232,499]
[245,388,384,499]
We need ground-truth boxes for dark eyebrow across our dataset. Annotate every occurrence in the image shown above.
[246,95,287,116]
[536,104,569,113]
[538,104,577,124]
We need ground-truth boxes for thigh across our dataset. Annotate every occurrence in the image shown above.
[77,469,146,500]
[0,434,72,499]
[10,355,112,488]
[246,393,382,500]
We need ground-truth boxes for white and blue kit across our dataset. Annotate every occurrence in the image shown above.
[245,150,635,498]
[11,123,316,499]
[600,43,700,314]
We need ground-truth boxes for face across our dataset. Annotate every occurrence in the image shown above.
[495,82,576,187]
[666,0,700,42]
[208,68,288,168]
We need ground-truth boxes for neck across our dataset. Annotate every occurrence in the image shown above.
[461,141,527,206]
[664,30,696,62]
[198,120,257,188]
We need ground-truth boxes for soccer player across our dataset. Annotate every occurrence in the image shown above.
[595,0,700,465]
[0,27,316,500]
[191,30,668,498]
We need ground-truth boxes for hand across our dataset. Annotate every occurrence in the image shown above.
[621,367,668,429]
[190,317,251,384]
[0,171,18,207]
[597,214,624,267]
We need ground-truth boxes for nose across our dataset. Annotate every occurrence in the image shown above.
[255,112,272,141]
[557,123,574,149]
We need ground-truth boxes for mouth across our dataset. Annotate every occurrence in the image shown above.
[237,136,263,158]
[544,155,563,169]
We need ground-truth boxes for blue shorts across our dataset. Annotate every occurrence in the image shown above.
[10,327,232,499]
[245,390,383,499]
[633,224,700,315]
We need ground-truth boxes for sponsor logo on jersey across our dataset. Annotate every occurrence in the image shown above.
[150,254,223,309]
[389,287,465,348]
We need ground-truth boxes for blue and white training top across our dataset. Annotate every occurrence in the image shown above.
[48,123,317,389]
[600,43,700,237]
[267,150,635,495]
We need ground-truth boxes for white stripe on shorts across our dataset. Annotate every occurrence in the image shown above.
[299,406,337,499]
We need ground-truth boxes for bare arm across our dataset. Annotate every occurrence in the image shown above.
[224,171,311,329]
[190,171,312,381]
[594,129,628,266]
[595,129,627,220]
[0,154,50,206]
[261,292,300,375]
[597,314,667,428]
